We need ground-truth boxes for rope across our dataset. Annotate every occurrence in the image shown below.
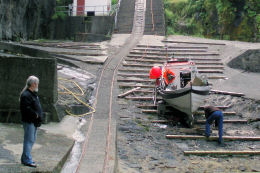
[58,78,96,117]
[58,78,84,96]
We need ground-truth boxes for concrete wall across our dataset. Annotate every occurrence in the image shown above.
[0,55,58,123]
[50,16,114,41]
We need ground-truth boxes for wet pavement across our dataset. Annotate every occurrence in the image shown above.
[0,122,74,173]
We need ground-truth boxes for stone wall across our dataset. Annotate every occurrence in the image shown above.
[228,49,260,73]
[50,16,114,41]
[0,54,58,123]
[0,0,55,40]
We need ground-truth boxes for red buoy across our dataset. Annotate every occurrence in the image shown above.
[149,66,162,79]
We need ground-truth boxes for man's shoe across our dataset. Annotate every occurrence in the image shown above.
[22,162,37,168]
[218,141,226,147]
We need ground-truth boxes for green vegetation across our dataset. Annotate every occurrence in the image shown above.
[164,0,260,42]
[112,0,118,5]
[52,0,73,20]
[135,119,150,132]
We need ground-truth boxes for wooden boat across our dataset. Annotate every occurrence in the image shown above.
[150,59,210,127]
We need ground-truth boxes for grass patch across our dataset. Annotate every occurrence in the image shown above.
[135,119,150,132]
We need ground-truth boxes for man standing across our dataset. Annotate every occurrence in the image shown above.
[20,76,43,167]
[204,106,224,146]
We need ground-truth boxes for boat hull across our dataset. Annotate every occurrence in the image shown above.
[158,86,210,119]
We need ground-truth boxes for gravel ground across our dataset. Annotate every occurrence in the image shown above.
[115,35,260,173]
[25,34,260,173]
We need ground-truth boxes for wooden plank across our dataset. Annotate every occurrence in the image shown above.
[125,96,162,101]
[123,62,223,66]
[142,109,157,114]
[125,58,165,63]
[125,58,224,66]
[162,40,226,46]
[184,150,260,156]
[139,105,230,110]
[165,135,260,141]
[136,104,157,109]
[127,55,221,61]
[118,73,226,79]
[123,64,153,68]
[129,51,220,56]
[196,66,224,70]
[117,73,149,78]
[118,68,223,73]
[207,76,227,79]
[133,90,154,94]
[132,48,208,52]
[136,45,209,49]
[119,84,155,88]
[210,90,245,97]
[195,120,248,124]
[194,111,236,116]
[117,78,154,83]
[117,87,141,98]
[199,70,223,74]
[151,120,173,123]
[199,106,230,109]
[118,69,149,73]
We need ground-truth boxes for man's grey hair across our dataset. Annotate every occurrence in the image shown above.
[20,75,39,98]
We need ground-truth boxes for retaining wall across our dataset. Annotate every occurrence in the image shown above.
[50,16,114,42]
[0,54,58,123]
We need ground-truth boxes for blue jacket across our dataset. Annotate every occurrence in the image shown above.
[20,89,43,126]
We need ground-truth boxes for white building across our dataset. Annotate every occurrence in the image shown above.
[72,0,112,16]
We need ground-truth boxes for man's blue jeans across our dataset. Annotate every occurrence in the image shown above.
[21,122,37,164]
[205,110,223,143]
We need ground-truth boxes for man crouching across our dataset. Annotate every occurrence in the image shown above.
[204,106,224,146]
[20,76,43,167]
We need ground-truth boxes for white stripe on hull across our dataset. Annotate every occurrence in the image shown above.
[164,86,210,117]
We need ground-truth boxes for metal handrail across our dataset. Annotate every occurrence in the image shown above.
[56,4,116,16]
[114,0,122,30]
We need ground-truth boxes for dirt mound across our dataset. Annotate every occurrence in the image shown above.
[228,49,260,73]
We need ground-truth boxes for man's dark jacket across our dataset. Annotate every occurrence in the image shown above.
[204,106,220,119]
[20,89,43,127]
[204,106,221,127]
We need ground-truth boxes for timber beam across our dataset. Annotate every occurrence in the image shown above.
[162,40,226,46]
[210,90,245,97]
[165,135,260,141]
[136,45,209,49]
[184,150,260,156]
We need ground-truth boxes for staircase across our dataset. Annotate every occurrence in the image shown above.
[144,0,165,35]
[116,0,136,33]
